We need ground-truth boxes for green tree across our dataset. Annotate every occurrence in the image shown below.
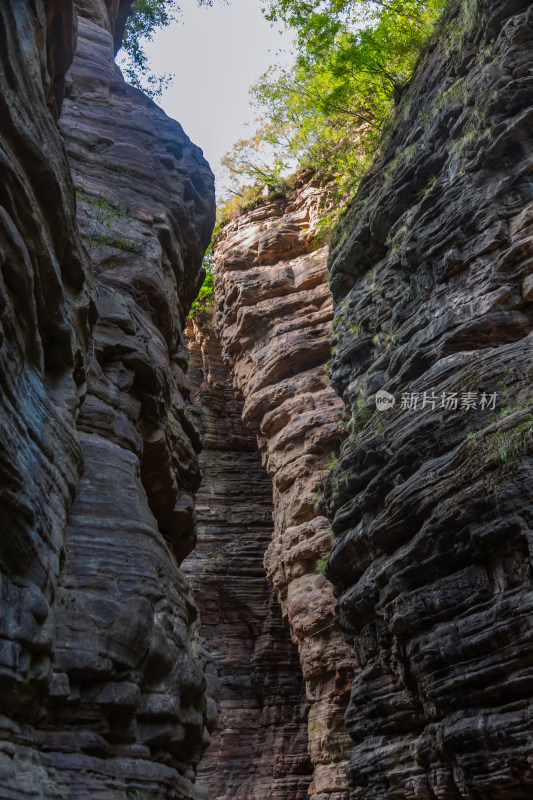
[221,0,448,211]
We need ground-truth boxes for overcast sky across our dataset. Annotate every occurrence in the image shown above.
[138,0,293,196]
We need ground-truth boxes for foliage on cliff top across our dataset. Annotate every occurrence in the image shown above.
[190,173,300,318]
[221,0,449,218]
[216,174,299,227]
[120,0,218,98]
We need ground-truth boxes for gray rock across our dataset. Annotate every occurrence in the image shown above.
[0,2,216,798]
[326,1,533,797]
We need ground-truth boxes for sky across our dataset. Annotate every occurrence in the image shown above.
[137,0,294,196]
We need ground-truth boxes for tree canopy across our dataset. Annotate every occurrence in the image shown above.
[221,0,448,215]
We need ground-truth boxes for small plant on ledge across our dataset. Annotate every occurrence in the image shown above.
[315,558,328,576]
[76,189,137,254]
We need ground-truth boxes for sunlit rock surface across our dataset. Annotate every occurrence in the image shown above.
[326,1,533,797]
[212,174,355,800]
[184,313,312,800]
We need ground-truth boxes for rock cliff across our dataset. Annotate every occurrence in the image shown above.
[211,175,355,800]
[0,1,216,797]
[2,0,533,797]
[0,0,93,793]
[326,0,533,797]
[184,313,312,800]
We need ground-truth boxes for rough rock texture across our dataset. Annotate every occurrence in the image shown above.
[0,2,216,797]
[75,0,134,51]
[213,175,355,800]
[49,12,215,798]
[325,1,533,797]
[0,0,93,794]
[184,313,312,800]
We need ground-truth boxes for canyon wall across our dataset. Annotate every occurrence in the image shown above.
[2,0,532,798]
[211,175,355,800]
[184,314,312,800]
[0,1,216,797]
[325,0,533,797]
[0,1,93,794]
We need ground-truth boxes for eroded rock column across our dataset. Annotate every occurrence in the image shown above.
[0,0,217,796]
[45,10,216,797]
[212,174,355,800]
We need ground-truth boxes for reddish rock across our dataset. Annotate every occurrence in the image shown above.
[184,313,312,800]
[47,12,215,798]
[213,175,356,799]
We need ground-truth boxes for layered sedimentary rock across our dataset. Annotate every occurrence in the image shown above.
[325,0,533,797]
[213,175,355,799]
[0,1,93,794]
[75,0,134,50]
[184,313,312,800]
[0,1,216,797]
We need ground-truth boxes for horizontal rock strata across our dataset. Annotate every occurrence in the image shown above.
[51,12,215,798]
[213,174,355,800]
[0,2,216,797]
[326,0,533,797]
[0,1,92,795]
[184,313,312,800]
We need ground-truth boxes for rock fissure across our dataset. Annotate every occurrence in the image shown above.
[183,312,313,800]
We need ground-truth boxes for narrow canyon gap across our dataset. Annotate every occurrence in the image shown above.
[184,313,312,799]
[0,1,532,800]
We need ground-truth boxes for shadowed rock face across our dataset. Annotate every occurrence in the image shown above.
[184,314,312,800]
[0,2,216,798]
[0,0,93,790]
[48,13,215,799]
[325,1,533,797]
[61,13,215,562]
[212,174,355,800]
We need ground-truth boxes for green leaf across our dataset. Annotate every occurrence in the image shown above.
[220,0,448,216]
